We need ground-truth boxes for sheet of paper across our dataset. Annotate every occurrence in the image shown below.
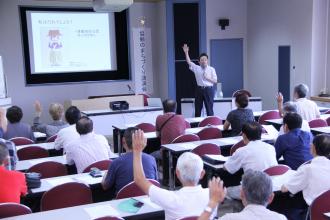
[205,154,229,162]
[262,125,279,139]
[324,212,330,217]
[46,177,74,187]
[271,170,296,191]
[139,197,162,209]
[73,172,105,185]
[34,132,46,138]
[84,204,120,219]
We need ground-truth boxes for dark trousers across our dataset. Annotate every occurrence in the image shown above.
[195,86,215,117]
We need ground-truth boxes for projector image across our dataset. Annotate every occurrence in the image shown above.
[93,0,133,12]
[110,101,129,111]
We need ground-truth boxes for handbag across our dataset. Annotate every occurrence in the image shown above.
[25,172,41,189]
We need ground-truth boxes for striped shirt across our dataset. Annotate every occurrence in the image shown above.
[0,138,17,170]
[65,132,113,173]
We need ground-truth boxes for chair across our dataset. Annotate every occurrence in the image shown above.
[9,137,34,146]
[46,134,57,142]
[197,127,222,140]
[17,146,49,160]
[93,217,124,220]
[326,116,330,126]
[171,134,200,143]
[258,110,281,125]
[263,165,291,176]
[0,203,32,218]
[308,118,328,128]
[177,217,199,220]
[230,140,246,156]
[27,161,68,178]
[185,120,191,128]
[309,190,330,220]
[324,109,330,114]
[232,89,252,97]
[40,182,93,211]
[135,123,156,132]
[198,116,222,127]
[116,179,160,200]
[83,159,112,173]
[192,143,221,157]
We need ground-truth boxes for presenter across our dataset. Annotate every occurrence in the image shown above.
[182,44,218,117]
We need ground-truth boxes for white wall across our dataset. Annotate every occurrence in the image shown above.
[205,0,248,86]
[0,0,166,124]
[246,0,313,109]
[327,0,330,93]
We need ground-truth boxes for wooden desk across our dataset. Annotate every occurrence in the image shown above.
[3,196,164,220]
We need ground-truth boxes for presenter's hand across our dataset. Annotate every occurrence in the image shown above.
[182,44,189,53]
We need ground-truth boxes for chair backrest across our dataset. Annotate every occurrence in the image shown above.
[197,127,222,140]
[27,161,68,178]
[232,89,252,97]
[177,217,199,220]
[93,217,124,220]
[83,159,112,173]
[308,119,328,128]
[324,109,330,114]
[263,165,291,176]
[135,123,156,132]
[310,190,330,220]
[17,146,49,160]
[116,179,160,200]
[171,134,200,143]
[230,140,246,156]
[192,143,221,157]
[46,134,57,142]
[198,116,222,127]
[0,203,32,218]
[185,120,191,128]
[326,116,330,126]
[258,110,281,125]
[9,137,34,146]
[40,182,92,211]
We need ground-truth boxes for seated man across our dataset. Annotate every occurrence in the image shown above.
[0,142,27,203]
[198,170,287,220]
[277,101,310,136]
[223,93,255,136]
[32,100,68,137]
[4,106,34,141]
[277,84,320,121]
[54,106,81,152]
[224,122,278,174]
[66,116,114,173]
[102,127,158,197]
[133,129,216,220]
[274,112,313,170]
[156,99,186,145]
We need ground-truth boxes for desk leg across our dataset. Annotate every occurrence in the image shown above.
[168,150,174,190]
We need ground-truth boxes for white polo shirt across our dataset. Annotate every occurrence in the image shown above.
[189,62,217,87]
[148,184,216,220]
[54,124,80,152]
[284,156,330,205]
[220,204,287,220]
[295,98,320,121]
[224,140,278,174]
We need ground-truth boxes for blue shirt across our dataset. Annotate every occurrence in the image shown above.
[103,152,158,196]
[275,128,313,170]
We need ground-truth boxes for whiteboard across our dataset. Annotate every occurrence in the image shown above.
[0,56,7,98]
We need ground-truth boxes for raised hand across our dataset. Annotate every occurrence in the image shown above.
[208,177,227,207]
[132,129,147,153]
[34,100,42,113]
[276,92,283,104]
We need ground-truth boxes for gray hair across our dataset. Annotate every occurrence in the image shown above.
[294,84,309,98]
[176,152,203,185]
[242,170,273,206]
[0,142,9,165]
[283,101,297,114]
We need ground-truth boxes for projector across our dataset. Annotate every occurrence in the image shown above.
[110,101,129,111]
[93,0,133,12]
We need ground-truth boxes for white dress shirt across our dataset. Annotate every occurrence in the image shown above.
[54,124,80,152]
[224,140,278,174]
[278,119,310,136]
[65,132,113,173]
[284,156,330,205]
[149,184,216,220]
[189,62,217,87]
[220,204,287,220]
[295,98,320,121]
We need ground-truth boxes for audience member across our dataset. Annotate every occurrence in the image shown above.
[277,84,320,121]
[0,142,27,203]
[102,127,158,197]
[54,106,81,152]
[66,116,114,173]
[32,100,68,137]
[224,93,255,136]
[198,170,287,220]
[224,122,278,174]
[4,106,34,141]
[274,112,313,170]
[133,129,216,220]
